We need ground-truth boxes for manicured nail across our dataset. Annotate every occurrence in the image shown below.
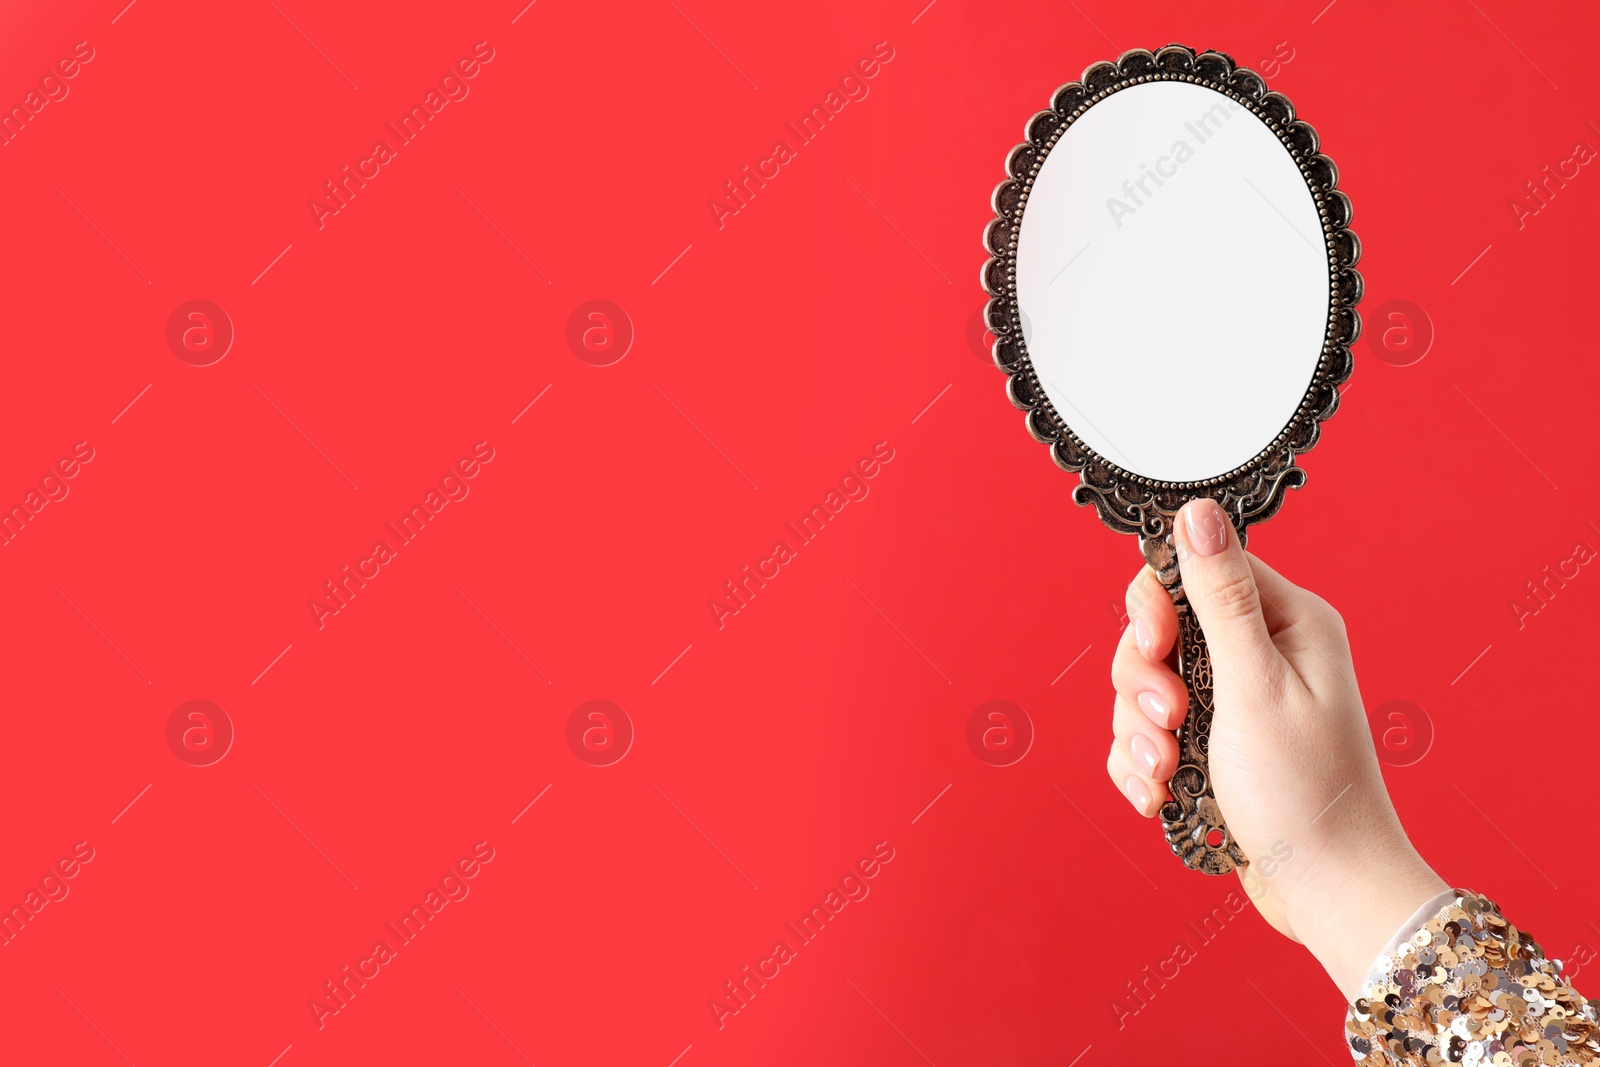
[1133,616,1154,658]
[1136,690,1170,726]
[1185,501,1228,557]
[1130,734,1160,776]
[1124,775,1150,813]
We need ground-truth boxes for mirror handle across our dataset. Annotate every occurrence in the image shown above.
[1141,535,1247,876]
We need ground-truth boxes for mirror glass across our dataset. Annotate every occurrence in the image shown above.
[1015,81,1329,483]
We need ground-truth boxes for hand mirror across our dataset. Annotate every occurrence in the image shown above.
[980,45,1360,875]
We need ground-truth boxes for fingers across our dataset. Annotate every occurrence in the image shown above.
[1116,566,1186,728]
[1109,691,1178,816]
[1124,566,1176,661]
[1114,695,1179,777]
[1111,619,1188,730]
[1108,565,1188,815]
[1109,623,1183,815]
[1109,754,1161,816]
[1173,499,1284,687]
[1107,730,1168,817]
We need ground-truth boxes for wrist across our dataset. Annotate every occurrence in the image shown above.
[1285,837,1448,1000]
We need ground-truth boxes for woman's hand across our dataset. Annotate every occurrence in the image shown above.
[1106,498,1448,998]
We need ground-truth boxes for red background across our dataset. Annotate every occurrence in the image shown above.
[2,1,1597,1064]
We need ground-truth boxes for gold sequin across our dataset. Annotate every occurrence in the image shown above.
[1346,891,1599,1066]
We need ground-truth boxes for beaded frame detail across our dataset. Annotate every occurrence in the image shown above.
[979,43,1362,544]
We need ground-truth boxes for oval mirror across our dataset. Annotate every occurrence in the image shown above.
[981,45,1361,875]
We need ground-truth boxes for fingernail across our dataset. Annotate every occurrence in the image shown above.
[1124,775,1150,813]
[1133,616,1154,658]
[1185,501,1229,557]
[1136,690,1169,726]
[1130,734,1160,776]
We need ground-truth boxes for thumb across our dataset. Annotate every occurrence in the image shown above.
[1173,499,1281,683]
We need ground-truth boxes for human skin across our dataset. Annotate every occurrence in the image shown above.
[1105,498,1449,999]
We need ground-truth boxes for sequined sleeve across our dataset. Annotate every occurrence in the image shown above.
[1346,890,1598,1066]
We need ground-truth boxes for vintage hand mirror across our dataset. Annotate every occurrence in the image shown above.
[980,45,1360,875]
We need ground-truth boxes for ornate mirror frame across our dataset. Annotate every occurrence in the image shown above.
[980,44,1362,875]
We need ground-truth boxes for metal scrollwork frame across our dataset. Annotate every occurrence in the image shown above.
[980,42,1360,546]
[980,44,1361,875]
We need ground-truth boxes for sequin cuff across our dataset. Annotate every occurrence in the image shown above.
[1345,890,1598,1065]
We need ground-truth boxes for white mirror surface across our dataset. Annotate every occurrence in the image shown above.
[1015,80,1329,483]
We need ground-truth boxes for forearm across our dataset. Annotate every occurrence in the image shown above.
[1274,830,1596,1064]
[1288,839,1450,1001]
